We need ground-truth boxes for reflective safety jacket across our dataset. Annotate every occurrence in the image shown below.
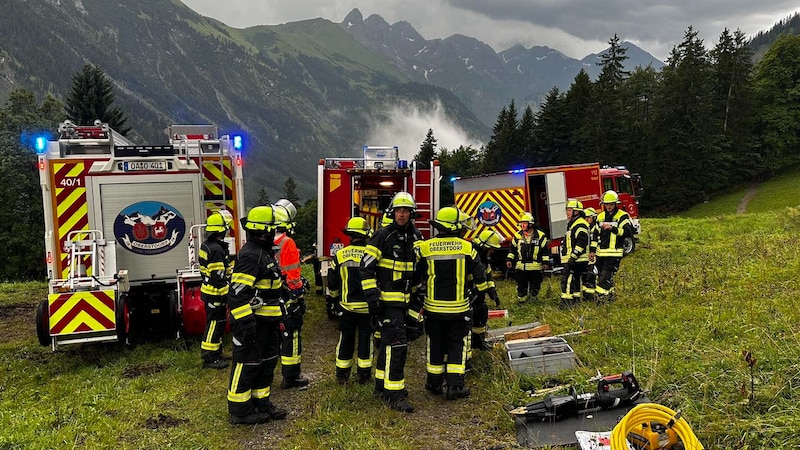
[274,232,303,290]
[328,242,368,314]
[595,208,632,258]
[228,239,285,324]
[507,228,550,270]
[415,236,489,316]
[360,222,421,306]
[199,237,230,300]
[561,217,590,263]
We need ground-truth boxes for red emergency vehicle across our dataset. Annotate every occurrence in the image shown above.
[316,146,440,280]
[34,121,245,350]
[453,163,642,264]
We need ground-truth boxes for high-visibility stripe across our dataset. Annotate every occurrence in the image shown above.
[53,161,91,278]
[230,304,253,320]
[253,305,283,317]
[252,387,270,399]
[231,273,255,286]
[48,290,115,334]
[227,363,250,403]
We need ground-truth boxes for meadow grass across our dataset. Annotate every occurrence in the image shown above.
[3,173,800,448]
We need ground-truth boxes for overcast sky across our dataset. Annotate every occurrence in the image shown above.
[182,1,798,61]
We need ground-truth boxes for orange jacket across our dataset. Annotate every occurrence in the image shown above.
[274,233,303,290]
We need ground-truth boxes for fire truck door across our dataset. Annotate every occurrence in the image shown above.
[545,172,567,239]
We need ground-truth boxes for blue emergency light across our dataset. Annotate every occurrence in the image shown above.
[35,136,47,154]
[233,135,243,151]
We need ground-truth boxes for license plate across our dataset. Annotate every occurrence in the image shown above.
[123,161,167,172]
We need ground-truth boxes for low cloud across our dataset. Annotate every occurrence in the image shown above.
[363,100,484,162]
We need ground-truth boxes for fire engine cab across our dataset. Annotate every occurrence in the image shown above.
[34,121,245,350]
[316,146,440,282]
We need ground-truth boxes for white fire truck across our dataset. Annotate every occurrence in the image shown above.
[34,121,245,350]
[316,146,440,283]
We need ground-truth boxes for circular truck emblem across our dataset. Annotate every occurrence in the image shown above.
[114,201,186,255]
[477,200,502,226]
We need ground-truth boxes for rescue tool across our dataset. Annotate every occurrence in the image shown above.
[511,372,643,421]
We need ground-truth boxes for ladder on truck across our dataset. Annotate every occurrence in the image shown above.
[64,230,107,291]
[168,125,228,216]
[410,161,436,238]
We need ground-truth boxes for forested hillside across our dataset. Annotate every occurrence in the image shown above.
[435,31,800,213]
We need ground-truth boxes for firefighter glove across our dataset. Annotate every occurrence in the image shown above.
[287,297,306,317]
[368,301,381,330]
[488,287,500,307]
[289,286,306,299]
[405,315,423,342]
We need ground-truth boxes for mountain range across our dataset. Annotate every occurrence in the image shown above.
[0,1,688,202]
[339,8,664,126]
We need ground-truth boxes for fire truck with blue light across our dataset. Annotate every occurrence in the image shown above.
[316,146,440,284]
[34,120,246,350]
[453,162,642,266]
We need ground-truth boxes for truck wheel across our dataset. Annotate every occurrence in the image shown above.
[623,237,636,255]
[36,299,51,347]
[169,290,182,338]
[115,294,130,344]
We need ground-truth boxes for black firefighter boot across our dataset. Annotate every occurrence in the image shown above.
[336,367,350,385]
[229,408,269,425]
[424,374,444,396]
[356,368,372,385]
[446,385,471,400]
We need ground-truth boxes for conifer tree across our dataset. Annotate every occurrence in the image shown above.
[414,128,437,168]
[65,64,130,135]
[283,177,300,205]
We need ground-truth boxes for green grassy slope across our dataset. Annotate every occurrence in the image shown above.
[4,169,800,448]
[683,164,800,218]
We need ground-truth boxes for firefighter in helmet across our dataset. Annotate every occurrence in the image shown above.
[226,206,287,425]
[272,199,309,390]
[506,212,550,303]
[592,190,633,302]
[328,217,374,385]
[415,206,490,400]
[200,210,234,370]
[468,229,503,358]
[560,199,590,307]
[582,207,599,299]
[359,191,421,413]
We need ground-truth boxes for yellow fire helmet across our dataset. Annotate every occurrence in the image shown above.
[474,229,504,249]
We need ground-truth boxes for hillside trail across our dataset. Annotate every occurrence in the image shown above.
[737,183,759,213]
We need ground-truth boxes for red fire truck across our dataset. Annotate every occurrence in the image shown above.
[34,121,245,350]
[316,146,440,280]
[453,163,642,264]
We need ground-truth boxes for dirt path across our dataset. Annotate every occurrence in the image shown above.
[737,184,759,213]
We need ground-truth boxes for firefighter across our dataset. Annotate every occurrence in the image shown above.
[200,210,233,370]
[272,199,309,390]
[592,190,633,302]
[468,229,503,359]
[328,217,374,385]
[582,207,599,300]
[506,212,550,303]
[560,200,590,307]
[416,206,490,400]
[359,191,421,413]
[227,205,287,425]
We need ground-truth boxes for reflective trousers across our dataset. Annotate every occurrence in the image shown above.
[201,300,227,362]
[227,316,282,417]
[425,314,470,389]
[374,306,409,402]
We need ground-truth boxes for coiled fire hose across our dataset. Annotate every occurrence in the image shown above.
[611,402,703,449]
